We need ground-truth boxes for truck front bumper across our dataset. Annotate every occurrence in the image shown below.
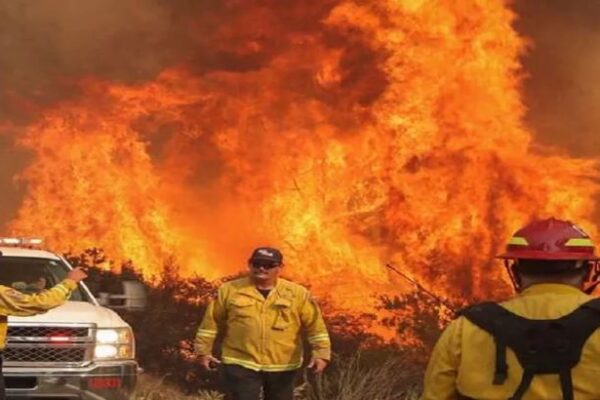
[3,360,137,400]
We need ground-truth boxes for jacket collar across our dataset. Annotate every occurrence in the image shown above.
[520,283,584,296]
[237,276,287,301]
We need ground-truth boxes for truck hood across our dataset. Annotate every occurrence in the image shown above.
[8,301,128,328]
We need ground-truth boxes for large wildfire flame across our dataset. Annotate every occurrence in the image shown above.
[5,1,600,313]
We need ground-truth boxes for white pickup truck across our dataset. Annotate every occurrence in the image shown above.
[0,244,137,400]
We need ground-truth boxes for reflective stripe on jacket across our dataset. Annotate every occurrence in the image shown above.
[421,284,600,400]
[195,277,331,372]
[0,279,77,349]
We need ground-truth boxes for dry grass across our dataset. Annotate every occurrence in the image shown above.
[136,354,421,400]
[298,355,421,400]
[136,373,224,400]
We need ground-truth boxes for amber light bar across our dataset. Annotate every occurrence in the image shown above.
[0,238,44,246]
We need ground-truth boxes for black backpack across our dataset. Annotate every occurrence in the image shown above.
[460,298,600,400]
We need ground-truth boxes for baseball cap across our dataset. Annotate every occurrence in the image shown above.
[249,247,283,264]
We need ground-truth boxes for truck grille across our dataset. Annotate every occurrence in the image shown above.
[8,326,89,338]
[5,347,87,363]
[5,323,94,367]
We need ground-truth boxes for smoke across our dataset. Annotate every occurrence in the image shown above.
[0,0,346,121]
[1,1,598,134]
[0,0,190,122]
[514,0,600,157]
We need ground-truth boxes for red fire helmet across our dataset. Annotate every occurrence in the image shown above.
[498,218,599,261]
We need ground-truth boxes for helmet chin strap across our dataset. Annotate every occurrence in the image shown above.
[505,260,521,292]
[583,261,600,294]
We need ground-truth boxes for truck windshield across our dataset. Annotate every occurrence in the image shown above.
[0,257,90,302]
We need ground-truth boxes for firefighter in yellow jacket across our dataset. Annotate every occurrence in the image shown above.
[0,266,87,399]
[195,247,331,400]
[422,218,600,400]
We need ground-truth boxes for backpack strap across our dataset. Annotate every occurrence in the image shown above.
[559,369,574,400]
[460,302,510,385]
[554,298,600,400]
[556,297,600,362]
[510,367,573,400]
[509,369,534,400]
[493,336,508,385]
[581,297,600,313]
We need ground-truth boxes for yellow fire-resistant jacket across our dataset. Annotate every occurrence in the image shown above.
[422,284,600,400]
[195,277,331,372]
[0,279,77,349]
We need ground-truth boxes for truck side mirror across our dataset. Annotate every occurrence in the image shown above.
[97,280,147,311]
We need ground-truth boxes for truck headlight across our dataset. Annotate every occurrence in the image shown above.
[94,328,134,360]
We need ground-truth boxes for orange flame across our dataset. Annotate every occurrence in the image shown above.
[7,1,600,317]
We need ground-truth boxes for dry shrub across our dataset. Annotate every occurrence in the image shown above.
[137,353,422,400]
[299,353,421,400]
[136,374,225,400]
[379,289,458,361]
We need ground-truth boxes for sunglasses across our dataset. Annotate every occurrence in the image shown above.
[250,261,280,270]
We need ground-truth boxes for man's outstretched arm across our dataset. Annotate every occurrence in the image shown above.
[0,267,87,317]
